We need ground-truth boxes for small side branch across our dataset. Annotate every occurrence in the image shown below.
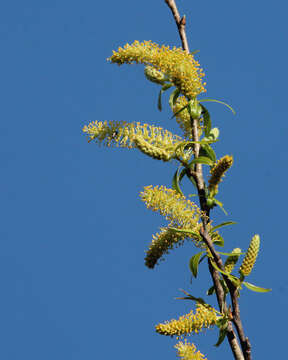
[164,0,190,52]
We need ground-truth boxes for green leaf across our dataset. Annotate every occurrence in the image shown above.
[210,261,240,285]
[170,160,196,188]
[157,84,173,112]
[218,251,245,256]
[220,279,229,294]
[199,254,207,264]
[168,227,201,241]
[172,166,184,196]
[162,83,173,91]
[199,144,216,163]
[157,88,163,111]
[213,238,224,247]
[189,251,205,278]
[200,104,211,136]
[211,221,237,232]
[214,199,228,215]
[189,156,214,166]
[200,98,236,115]
[190,49,200,55]
[186,171,197,188]
[169,88,180,110]
[243,281,272,293]
[207,285,215,296]
[176,289,208,308]
[215,327,228,347]
[211,233,225,247]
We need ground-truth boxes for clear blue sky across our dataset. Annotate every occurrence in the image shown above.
[1,0,287,359]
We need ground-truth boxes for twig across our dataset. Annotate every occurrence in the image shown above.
[164,1,250,359]
[164,0,190,52]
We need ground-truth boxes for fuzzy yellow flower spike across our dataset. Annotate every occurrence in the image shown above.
[208,155,233,196]
[155,304,218,337]
[83,120,185,161]
[175,340,208,360]
[108,40,206,99]
[239,235,260,277]
[145,227,187,269]
[140,185,203,233]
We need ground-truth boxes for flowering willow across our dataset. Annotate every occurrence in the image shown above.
[108,40,206,99]
[84,31,270,360]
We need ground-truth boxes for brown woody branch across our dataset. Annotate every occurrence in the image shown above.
[164,1,250,359]
[164,0,190,52]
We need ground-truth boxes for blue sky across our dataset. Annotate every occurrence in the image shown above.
[1,0,287,359]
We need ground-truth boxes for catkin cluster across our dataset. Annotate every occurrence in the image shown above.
[239,235,260,276]
[83,120,185,161]
[208,155,233,196]
[175,340,208,360]
[140,185,203,232]
[108,40,206,99]
[155,304,218,337]
[145,227,187,269]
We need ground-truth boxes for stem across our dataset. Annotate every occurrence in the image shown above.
[164,0,190,52]
[164,1,250,359]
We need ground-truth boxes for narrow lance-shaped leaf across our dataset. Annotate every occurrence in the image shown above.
[214,198,228,215]
[172,166,185,196]
[168,227,202,241]
[215,327,228,347]
[199,143,216,163]
[158,83,173,111]
[189,156,214,166]
[189,251,205,278]
[207,285,215,296]
[200,103,211,136]
[218,251,245,256]
[157,88,163,111]
[169,87,180,110]
[200,98,236,115]
[211,221,237,232]
[210,260,240,286]
[242,281,271,293]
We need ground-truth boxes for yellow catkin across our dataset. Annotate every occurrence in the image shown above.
[145,227,187,269]
[83,120,183,150]
[224,248,242,274]
[175,340,208,360]
[140,185,203,234]
[208,155,233,195]
[155,304,218,337]
[108,40,206,99]
[134,137,173,161]
[144,65,166,84]
[239,235,260,276]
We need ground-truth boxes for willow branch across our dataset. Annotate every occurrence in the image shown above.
[201,228,251,360]
[164,1,247,359]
